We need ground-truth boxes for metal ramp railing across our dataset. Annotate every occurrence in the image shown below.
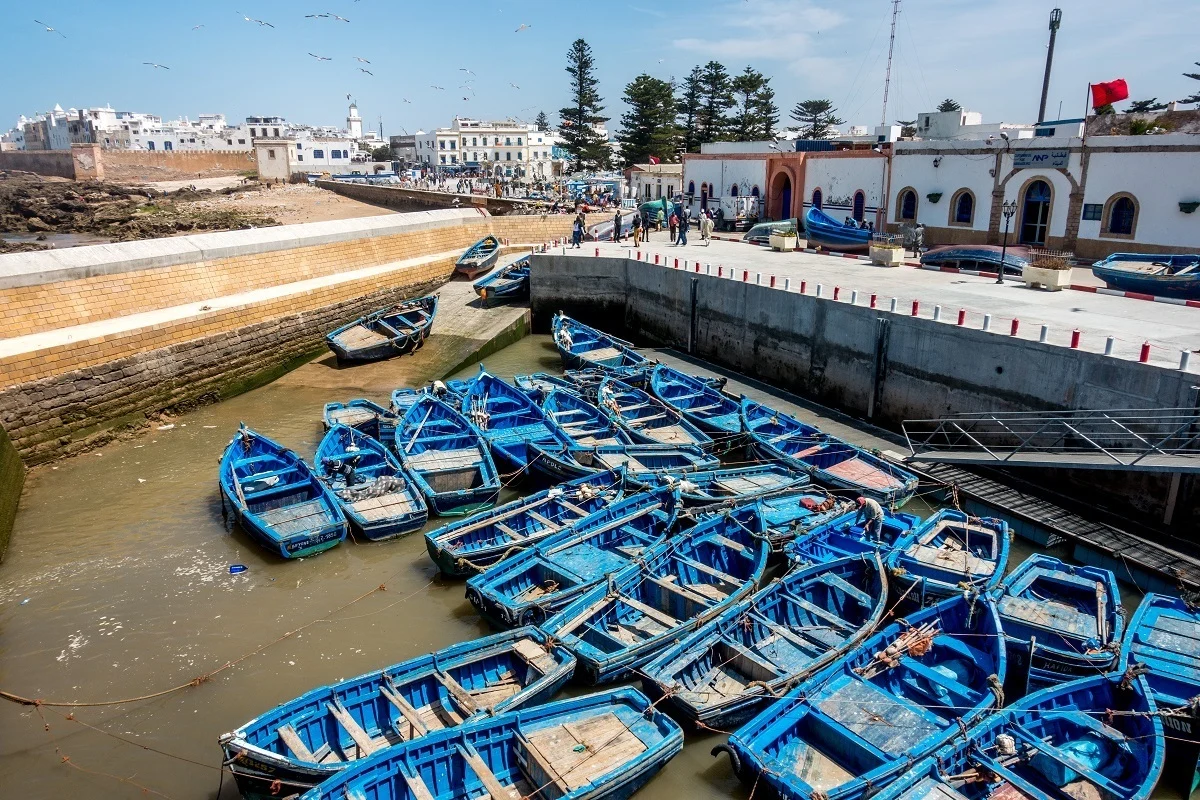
[902,408,1200,472]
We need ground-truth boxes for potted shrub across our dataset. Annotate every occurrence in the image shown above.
[1023,251,1074,291]
[769,225,798,252]
[926,192,943,204]
[1181,201,1199,214]
[869,240,905,267]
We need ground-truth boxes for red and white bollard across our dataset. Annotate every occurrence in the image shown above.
[742,270,749,282]
[770,275,777,288]
[800,280,807,294]
[833,286,841,301]
[957,309,966,326]
[674,258,680,268]
[1010,319,1020,336]
[1140,342,1151,363]
[654,254,660,265]
[870,294,877,309]
[594,247,600,257]
[1070,329,1081,349]
[718,265,723,277]
[911,300,920,317]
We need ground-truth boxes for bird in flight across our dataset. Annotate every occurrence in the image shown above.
[143,62,171,69]
[657,58,664,63]
[402,98,412,104]
[354,56,371,63]
[33,19,66,37]
[237,12,274,26]
[308,53,332,61]
[459,68,475,75]
[514,23,531,32]
[509,82,520,89]
[431,85,445,90]
[192,24,205,30]
[305,13,330,18]
[359,68,373,75]
[462,96,471,101]
[329,13,350,22]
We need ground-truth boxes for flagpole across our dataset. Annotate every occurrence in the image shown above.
[1082,82,1092,143]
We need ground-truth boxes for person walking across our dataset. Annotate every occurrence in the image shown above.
[668,211,678,244]
[612,210,623,243]
[571,213,584,249]
[700,211,713,246]
[655,208,664,233]
[676,211,688,246]
[631,213,642,247]
[855,496,885,542]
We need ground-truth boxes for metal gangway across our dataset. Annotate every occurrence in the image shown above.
[902,408,1200,472]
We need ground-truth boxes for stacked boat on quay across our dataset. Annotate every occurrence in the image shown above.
[215,311,1200,800]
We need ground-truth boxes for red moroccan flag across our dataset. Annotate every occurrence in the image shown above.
[648,156,660,165]
[1090,79,1129,108]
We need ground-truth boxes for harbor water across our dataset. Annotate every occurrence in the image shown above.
[0,334,1150,800]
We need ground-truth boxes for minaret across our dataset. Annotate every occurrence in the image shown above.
[347,102,362,139]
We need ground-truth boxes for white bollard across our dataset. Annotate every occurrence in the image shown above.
[784,277,791,291]
[850,290,859,305]
[755,272,761,285]
[706,264,712,275]
[933,305,942,321]
[889,298,898,313]
[1182,351,1192,371]
[1039,325,1049,343]
[816,284,824,298]
[1104,337,1115,356]
[982,314,992,332]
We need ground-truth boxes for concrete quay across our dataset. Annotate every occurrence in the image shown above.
[569,233,1200,369]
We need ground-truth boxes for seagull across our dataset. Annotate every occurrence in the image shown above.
[192,24,205,30]
[459,68,475,75]
[237,12,274,26]
[402,98,412,104]
[514,23,531,32]
[353,56,371,63]
[143,62,171,69]
[304,13,330,18]
[462,96,471,101]
[34,19,66,37]
[657,59,664,63]
[329,13,350,22]
[308,52,332,60]
[509,82,520,89]
[431,85,445,90]
[359,68,373,75]
[346,93,352,100]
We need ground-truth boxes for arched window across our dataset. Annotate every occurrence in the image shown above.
[687,181,695,196]
[1103,193,1138,238]
[750,185,760,197]
[950,189,975,226]
[812,188,823,209]
[897,188,917,221]
[730,184,739,197]
[852,190,865,222]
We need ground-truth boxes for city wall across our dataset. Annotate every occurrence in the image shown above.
[317,180,554,216]
[530,253,1199,527]
[0,149,78,179]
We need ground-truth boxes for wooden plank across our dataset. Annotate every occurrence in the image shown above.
[326,699,380,757]
[277,724,315,762]
[512,638,559,674]
[711,534,750,555]
[621,595,680,628]
[527,511,563,532]
[380,683,429,737]
[516,732,569,799]
[556,499,588,517]
[400,767,438,800]
[459,743,513,800]
[435,670,479,715]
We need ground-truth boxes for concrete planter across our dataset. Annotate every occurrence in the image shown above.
[1024,265,1072,291]
[770,233,797,252]
[870,245,904,267]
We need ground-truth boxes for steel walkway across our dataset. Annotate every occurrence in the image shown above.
[902,408,1200,472]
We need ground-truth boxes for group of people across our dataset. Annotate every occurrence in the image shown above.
[843,216,876,233]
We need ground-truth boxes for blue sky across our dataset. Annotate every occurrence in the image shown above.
[2,0,1195,136]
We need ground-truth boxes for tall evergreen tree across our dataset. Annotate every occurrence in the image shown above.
[676,66,704,153]
[534,110,550,130]
[617,75,681,167]
[1183,61,1200,105]
[696,61,735,143]
[896,119,917,138]
[937,98,962,112]
[1126,98,1168,113]
[729,66,779,141]
[558,39,610,171]
[789,99,844,139]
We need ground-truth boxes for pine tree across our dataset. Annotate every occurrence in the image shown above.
[617,75,681,167]
[896,119,917,138]
[729,67,779,141]
[789,99,844,139]
[937,98,961,112]
[1183,62,1200,105]
[696,61,735,143]
[676,66,704,153]
[1126,99,1168,113]
[535,111,550,130]
[558,39,610,171]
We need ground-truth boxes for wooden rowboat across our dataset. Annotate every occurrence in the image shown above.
[597,377,714,451]
[886,509,1010,606]
[326,295,437,363]
[552,313,651,371]
[649,364,741,438]
[455,235,501,279]
[394,393,501,516]
[322,398,399,444]
[473,252,530,306]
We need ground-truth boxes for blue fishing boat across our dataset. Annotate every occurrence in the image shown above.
[714,593,1006,799]
[596,378,714,451]
[541,502,772,683]
[741,397,918,506]
[650,364,742,439]
[1092,252,1200,299]
[293,687,684,800]
[648,463,810,506]
[992,555,1124,697]
[323,398,399,444]
[390,388,422,416]
[460,368,578,479]
[565,365,655,395]
[754,490,858,552]
[218,425,347,559]
[572,443,719,479]
[394,394,501,516]
[424,469,627,578]
[641,554,888,729]
[466,487,680,629]
[921,244,1030,276]
[473,253,530,306]
[1122,593,1200,736]
[326,295,438,363]
[314,425,429,541]
[218,627,576,799]
[886,510,1010,606]
[527,389,637,482]
[455,235,501,279]
[513,372,582,402]
[865,674,1163,800]
[786,505,922,565]
[804,206,872,252]
[552,313,651,371]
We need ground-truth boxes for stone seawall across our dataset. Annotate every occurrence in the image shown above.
[530,253,1199,527]
[0,425,22,561]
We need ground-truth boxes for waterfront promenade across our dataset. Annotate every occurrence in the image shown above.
[568,234,1200,370]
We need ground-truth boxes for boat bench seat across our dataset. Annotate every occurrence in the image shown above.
[244,480,311,501]
[815,573,873,607]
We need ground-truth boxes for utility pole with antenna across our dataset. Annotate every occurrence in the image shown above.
[1038,9,1063,123]
[378,115,383,140]
[880,0,901,128]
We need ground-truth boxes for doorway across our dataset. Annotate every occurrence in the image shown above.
[1020,180,1051,245]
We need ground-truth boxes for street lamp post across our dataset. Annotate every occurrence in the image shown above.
[996,200,1018,284]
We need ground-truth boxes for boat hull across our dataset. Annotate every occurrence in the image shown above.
[804,207,872,252]
[1091,252,1200,299]
[325,296,437,363]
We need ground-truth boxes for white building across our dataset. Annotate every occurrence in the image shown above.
[627,163,683,202]
[414,117,562,178]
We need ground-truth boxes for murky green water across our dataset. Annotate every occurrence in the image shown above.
[0,334,1157,800]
